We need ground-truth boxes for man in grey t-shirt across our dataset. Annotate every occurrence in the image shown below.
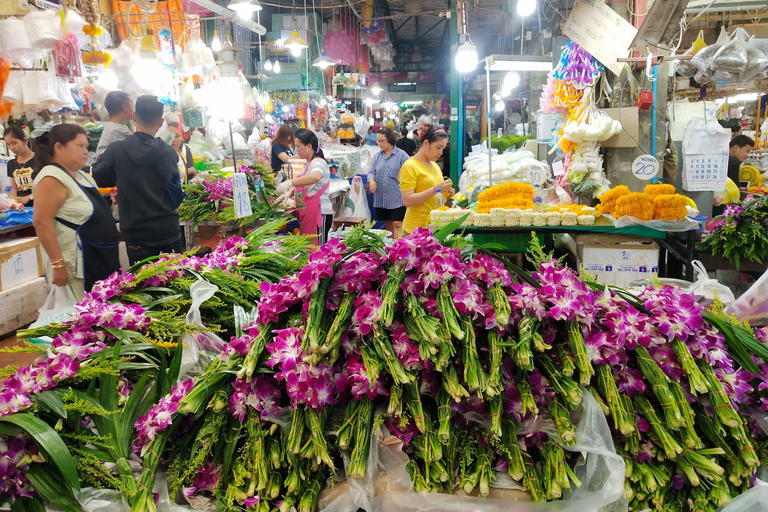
[95,91,134,162]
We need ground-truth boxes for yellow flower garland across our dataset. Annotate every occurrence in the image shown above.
[478,182,534,202]
[615,192,654,220]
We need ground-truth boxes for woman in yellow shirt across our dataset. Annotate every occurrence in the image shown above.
[398,126,454,234]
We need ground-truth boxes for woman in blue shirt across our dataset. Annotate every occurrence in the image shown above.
[271,125,295,174]
[368,128,409,239]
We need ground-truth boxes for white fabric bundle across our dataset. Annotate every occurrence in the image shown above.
[2,71,24,105]
[24,10,60,50]
[0,18,37,67]
[22,71,42,110]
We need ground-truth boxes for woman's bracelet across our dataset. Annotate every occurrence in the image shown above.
[52,263,66,270]
[51,259,66,269]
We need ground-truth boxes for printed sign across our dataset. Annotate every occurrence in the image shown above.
[683,154,728,192]
[233,172,253,219]
[632,155,659,181]
[34,0,61,9]
[388,83,416,93]
[536,111,560,143]
[562,0,637,75]
[527,162,549,185]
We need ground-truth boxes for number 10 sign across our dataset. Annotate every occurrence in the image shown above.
[632,155,659,181]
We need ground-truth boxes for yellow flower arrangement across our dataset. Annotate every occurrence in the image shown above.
[644,183,676,198]
[546,204,600,218]
[478,181,534,202]
[652,194,688,220]
[615,192,654,220]
[82,24,104,36]
[477,197,534,213]
[597,185,630,215]
[82,50,112,66]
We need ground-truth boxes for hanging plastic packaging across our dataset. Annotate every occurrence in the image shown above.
[725,268,768,325]
[712,29,749,74]
[179,278,226,379]
[0,17,37,68]
[24,10,60,50]
[675,30,707,78]
[54,33,84,82]
[2,70,23,105]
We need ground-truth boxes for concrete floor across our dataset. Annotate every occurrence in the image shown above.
[0,334,39,373]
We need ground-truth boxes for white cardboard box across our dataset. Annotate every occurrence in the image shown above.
[0,276,47,336]
[580,243,660,287]
[0,237,44,291]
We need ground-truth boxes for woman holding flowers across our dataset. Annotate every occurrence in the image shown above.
[32,124,120,299]
[399,126,454,234]
[275,130,332,245]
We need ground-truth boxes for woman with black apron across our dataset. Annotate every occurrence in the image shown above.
[32,125,120,300]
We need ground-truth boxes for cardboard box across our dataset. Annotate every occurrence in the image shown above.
[0,237,44,291]
[579,241,659,287]
[0,276,47,336]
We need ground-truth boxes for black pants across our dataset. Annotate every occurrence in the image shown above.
[319,214,333,246]
[127,235,185,265]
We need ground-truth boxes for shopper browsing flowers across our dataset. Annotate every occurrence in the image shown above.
[32,124,120,299]
[399,126,454,234]
[275,130,332,244]
[369,128,409,239]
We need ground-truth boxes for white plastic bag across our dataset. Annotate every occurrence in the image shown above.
[179,278,225,379]
[686,260,736,304]
[320,390,626,512]
[718,479,768,512]
[725,267,768,325]
[338,176,372,220]
[607,214,700,232]
[36,286,77,325]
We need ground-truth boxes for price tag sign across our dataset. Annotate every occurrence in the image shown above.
[552,160,565,176]
[632,155,659,181]
[527,162,549,185]
[233,172,253,219]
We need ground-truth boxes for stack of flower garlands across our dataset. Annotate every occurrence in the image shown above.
[476,181,535,213]
[697,194,768,269]
[178,163,288,228]
[540,42,612,199]
[0,221,312,512]
[597,184,690,221]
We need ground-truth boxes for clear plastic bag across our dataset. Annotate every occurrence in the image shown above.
[338,176,372,220]
[76,487,129,512]
[686,260,736,304]
[36,285,78,325]
[320,390,626,512]
[179,278,225,379]
[725,267,768,325]
[712,31,749,74]
[676,31,707,78]
[718,479,768,512]
[608,214,700,232]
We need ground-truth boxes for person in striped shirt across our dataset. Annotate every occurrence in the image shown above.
[368,128,409,239]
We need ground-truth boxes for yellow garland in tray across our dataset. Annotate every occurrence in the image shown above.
[652,194,688,221]
[477,197,534,214]
[644,183,676,198]
[615,192,654,220]
[478,182,534,202]
[546,204,600,217]
[596,185,629,216]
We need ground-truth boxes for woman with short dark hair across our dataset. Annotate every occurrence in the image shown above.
[369,128,408,238]
[271,125,295,173]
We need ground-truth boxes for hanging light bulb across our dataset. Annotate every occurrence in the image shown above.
[517,0,537,17]
[313,51,335,69]
[495,99,505,112]
[290,45,302,57]
[370,83,383,96]
[264,59,273,71]
[501,71,520,98]
[273,60,281,73]
[455,39,478,73]
[211,30,222,52]
[284,30,309,54]
[228,0,262,19]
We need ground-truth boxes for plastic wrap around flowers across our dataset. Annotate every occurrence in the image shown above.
[553,41,603,89]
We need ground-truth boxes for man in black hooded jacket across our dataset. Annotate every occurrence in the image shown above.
[94,95,185,264]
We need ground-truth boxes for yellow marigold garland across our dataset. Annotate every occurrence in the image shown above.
[652,194,688,220]
[478,182,534,202]
[615,192,654,220]
[477,197,534,213]
[597,185,630,215]
[644,183,676,198]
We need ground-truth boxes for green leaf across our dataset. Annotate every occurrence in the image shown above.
[23,464,83,512]
[433,213,471,242]
[31,391,67,420]
[119,373,154,452]
[10,497,46,512]
[0,414,80,491]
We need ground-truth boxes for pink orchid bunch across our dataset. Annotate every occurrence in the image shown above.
[229,375,284,422]
[0,435,42,501]
[450,278,494,321]
[464,253,512,288]
[385,228,442,271]
[412,246,466,291]
[329,252,384,297]
[182,458,220,497]
[350,291,383,338]
[532,260,595,325]
[391,323,424,370]
[88,271,137,302]
[202,236,248,270]
[202,178,235,210]
[134,378,195,454]
[220,333,252,362]
[69,299,150,332]
[637,286,705,343]
[343,354,388,400]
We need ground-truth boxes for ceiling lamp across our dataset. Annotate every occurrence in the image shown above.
[264,59,273,71]
[405,0,421,16]
[284,30,309,56]
[228,0,262,20]
[494,99,505,112]
[364,96,377,107]
[273,60,281,73]
[218,41,240,78]
[346,79,365,90]
[313,51,335,69]
[211,30,222,52]
[370,83,383,96]
[455,39,478,73]
[333,72,351,84]
[411,46,422,63]
[517,0,537,17]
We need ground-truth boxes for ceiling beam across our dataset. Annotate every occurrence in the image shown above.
[421,18,446,39]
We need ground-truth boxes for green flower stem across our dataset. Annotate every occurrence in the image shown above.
[461,316,487,394]
[405,381,427,434]
[437,389,452,442]
[698,360,743,428]
[501,416,525,481]
[305,278,331,353]
[671,339,709,395]
[485,329,503,397]
[596,363,635,436]
[536,355,583,409]
[237,322,275,381]
[669,381,703,449]
[556,343,576,377]
[379,266,406,327]
[632,395,683,459]
[306,408,335,471]
[634,345,684,429]
[547,397,576,447]
[489,283,511,327]
[567,321,594,385]
[321,292,354,360]
[438,282,464,340]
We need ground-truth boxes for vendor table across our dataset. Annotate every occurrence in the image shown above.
[0,222,34,236]
[456,218,698,280]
